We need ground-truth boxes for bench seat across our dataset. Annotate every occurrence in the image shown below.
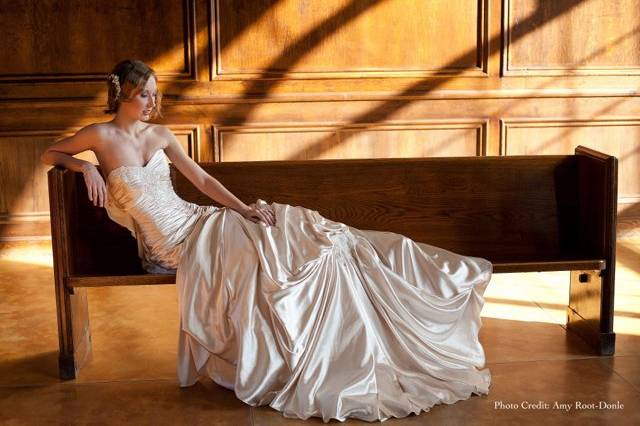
[65,258,607,288]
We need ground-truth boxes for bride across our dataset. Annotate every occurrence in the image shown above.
[41,59,493,422]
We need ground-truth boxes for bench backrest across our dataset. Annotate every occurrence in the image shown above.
[47,145,617,277]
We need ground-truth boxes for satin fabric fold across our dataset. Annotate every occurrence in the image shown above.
[105,149,493,422]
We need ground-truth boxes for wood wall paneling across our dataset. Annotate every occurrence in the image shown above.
[214,120,487,162]
[0,0,197,82]
[0,131,76,239]
[503,0,640,76]
[1,0,640,239]
[212,0,489,79]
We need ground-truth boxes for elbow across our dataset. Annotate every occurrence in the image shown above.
[40,149,56,166]
[40,150,49,165]
[198,174,211,191]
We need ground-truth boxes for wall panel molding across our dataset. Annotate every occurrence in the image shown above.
[502,0,640,77]
[0,0,198,83]
[168,124,203,162]
[210,0,490,80]
[213,119,488,162]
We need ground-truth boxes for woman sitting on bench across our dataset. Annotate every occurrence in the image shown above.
[41,59,494,423]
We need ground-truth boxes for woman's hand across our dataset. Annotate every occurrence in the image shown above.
[81,163,108,208]
[241,200,277,226]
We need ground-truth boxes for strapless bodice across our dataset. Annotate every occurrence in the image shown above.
[104,149,219,273]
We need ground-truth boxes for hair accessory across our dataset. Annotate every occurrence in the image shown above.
[107,73,121,99]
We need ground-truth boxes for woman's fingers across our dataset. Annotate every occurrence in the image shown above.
[85,176,93,202]
[258,210,268,225]
[244,204,276,226]
[102,185,109,207]
[84,176,109,207]
[97,185,104,208]
[94,184,100,207]
[254,200,276,223]
[255,210,267,226]
[261,209,276,226]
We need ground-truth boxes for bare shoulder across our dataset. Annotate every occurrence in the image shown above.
[150,123,172,138]
[150,124,177,148]
[89,121,117,144]
[76,122,103,140]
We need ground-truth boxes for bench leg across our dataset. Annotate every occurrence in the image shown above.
[566,269,615,355]
[54,278,92,380]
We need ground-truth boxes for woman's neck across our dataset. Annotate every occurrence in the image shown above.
[111,114,144,137]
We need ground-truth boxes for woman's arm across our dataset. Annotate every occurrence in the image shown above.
[40,124,98,173]
[41,124,107,207]
[160,127,252,214]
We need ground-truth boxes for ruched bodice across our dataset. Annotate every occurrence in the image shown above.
[105,149,218,273]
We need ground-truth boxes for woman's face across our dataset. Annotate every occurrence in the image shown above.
[118,76,157,121]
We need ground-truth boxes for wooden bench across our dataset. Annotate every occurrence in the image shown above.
[47,145,618,380]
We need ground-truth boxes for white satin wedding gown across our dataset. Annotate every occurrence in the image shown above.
[104,148,493,422]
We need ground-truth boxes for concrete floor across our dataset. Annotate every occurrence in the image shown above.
[1,239,639,425]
